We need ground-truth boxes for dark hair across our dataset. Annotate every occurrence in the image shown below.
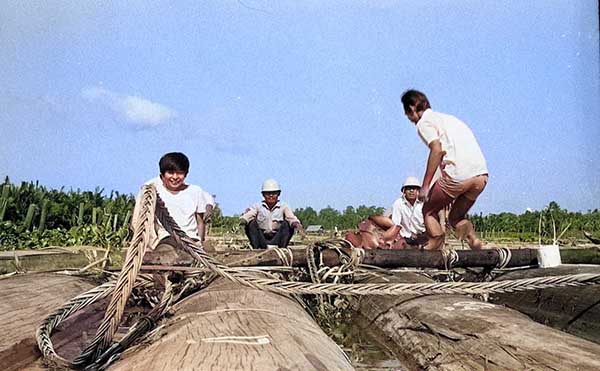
[159,152,190,175]
[401,89,431,113]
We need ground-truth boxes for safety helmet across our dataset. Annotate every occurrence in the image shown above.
[261,178,281,192]
[401,176,421,191]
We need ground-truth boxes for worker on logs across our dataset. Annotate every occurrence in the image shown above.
[132,152,215,262]
[239,179,306,249]
[401,89,488,250]
[344,176,427,249]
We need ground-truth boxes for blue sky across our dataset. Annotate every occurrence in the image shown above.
[1,1,599,215]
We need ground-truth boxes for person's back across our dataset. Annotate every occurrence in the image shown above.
[417,109,487,181]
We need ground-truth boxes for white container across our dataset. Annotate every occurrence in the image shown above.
[537,245,562,268]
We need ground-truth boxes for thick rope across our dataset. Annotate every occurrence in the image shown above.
[75,185,159,365]
[150,193,600,298]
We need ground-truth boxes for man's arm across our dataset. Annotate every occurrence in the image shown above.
[420,139,445,201]
[239,205,258,225]
[283,206,306,239]
[196,213,207,242]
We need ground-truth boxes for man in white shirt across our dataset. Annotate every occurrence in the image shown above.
[389,176,427,248]
[133,152,215,259]
[239,179,306,249]
[401,90,488,250]
[344,177,425,250]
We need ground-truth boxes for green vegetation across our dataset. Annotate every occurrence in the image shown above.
[1,177,599,249]
[0,177,133,250]
[471,201,600,244]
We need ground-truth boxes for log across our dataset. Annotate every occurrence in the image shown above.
[490,264,600,344]
[0,273,99,371]
[352,272,600,370]
[110,278,353,371]
[3,246,598,273]
[145,247,600,269]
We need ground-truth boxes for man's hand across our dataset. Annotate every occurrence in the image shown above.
[418,186,429,202]
[203,205,214,223]
[293,222,307,240]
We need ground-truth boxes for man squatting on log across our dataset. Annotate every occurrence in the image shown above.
[239,179,306,249]
[345,176,428,249]
[402,89,488,250]
[132,152,215,254]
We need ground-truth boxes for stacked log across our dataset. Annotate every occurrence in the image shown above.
[0,273,98,371]
[491,264,600,344]
[353,272,600,370]
[110,278,353,371]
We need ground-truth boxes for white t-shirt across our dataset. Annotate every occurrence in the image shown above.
[391,196,425,238]
[143,177,213,240]
[416,109,488,181]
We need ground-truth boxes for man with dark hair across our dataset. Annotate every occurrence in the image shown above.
[133,152,215,259]
[401,90,488,250]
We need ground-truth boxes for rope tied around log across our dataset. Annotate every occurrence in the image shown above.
[495,247,512,269]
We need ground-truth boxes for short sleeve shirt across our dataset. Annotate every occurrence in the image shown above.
[144,177,210,240]
[417,109,488,181]
[240,201,300,234]
[391,196,425,238]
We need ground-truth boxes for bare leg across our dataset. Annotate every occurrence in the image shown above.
[448,196,482,250]
[422,182,454,250]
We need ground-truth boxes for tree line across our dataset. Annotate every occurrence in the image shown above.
[1,177,599,249]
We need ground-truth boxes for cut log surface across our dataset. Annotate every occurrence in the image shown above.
[354,272,600,371]
[111,278,353,371]
[0,273,98,371]
[491,264,600,344]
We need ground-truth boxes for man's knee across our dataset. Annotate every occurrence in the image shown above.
[453,220,473,240]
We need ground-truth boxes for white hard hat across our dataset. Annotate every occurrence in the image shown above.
[261,178,281,192]
[402,176,421,190]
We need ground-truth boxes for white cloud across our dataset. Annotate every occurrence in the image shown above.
[82,86,176,127]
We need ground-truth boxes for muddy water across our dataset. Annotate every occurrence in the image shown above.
[339,324,405,371]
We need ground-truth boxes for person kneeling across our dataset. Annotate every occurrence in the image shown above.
[239,179,306,249]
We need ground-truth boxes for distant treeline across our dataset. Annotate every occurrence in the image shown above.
[1,178,599,249]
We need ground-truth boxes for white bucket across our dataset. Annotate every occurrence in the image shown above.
[537,245,562,268]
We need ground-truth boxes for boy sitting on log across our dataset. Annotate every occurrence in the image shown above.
[132,152,215,264]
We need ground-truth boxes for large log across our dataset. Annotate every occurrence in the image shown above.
[0,273,99,371]
[110,278,353,371]
[353,272,600,370]
[490,264,600,344]
[144,246,600,269]
[2,246,598,273]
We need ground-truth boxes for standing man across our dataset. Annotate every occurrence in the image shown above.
[133,152,215,255]
[240,179,306,249]
[401,90,488,250]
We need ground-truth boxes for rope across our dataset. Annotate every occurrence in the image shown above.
[150,192,600,298]
[495,247,512,269]
[270,247,293,267]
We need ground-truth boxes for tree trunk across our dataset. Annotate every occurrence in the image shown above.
[352,272,600,370]
[111,278,353,371]
[490,264,600,344]
[0,273,98,371]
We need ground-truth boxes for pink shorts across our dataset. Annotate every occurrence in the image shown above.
[437,173,488,201]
